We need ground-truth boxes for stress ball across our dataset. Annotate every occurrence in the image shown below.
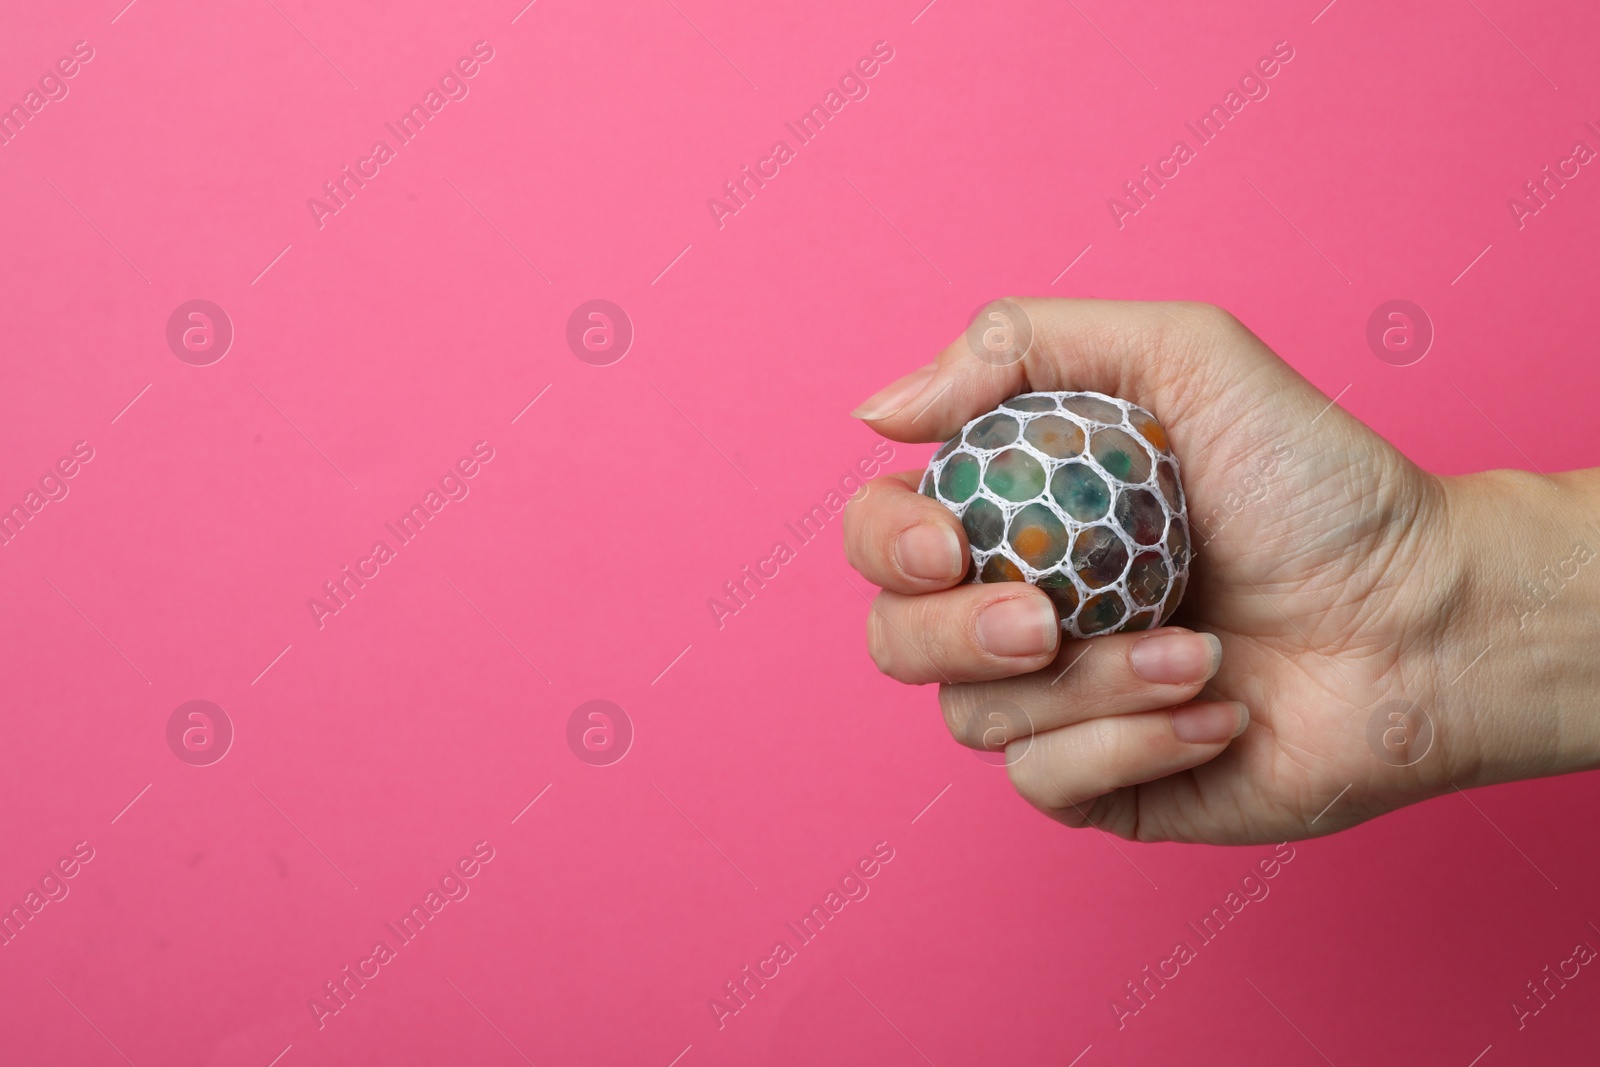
[919,391,1189,638]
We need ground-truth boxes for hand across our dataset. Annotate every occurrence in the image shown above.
[843,299,1600,844]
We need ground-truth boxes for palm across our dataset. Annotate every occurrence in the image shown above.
[1085,363,1444,843]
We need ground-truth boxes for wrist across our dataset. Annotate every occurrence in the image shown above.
[1427,468,1600,786]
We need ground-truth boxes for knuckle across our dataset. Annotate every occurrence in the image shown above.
[842,527,865,574]
[1005,743,1054,807]
[1180,303,1251,361]
[1007,721,1113,813]
[840,493,863,539]
[841,488,881,571]
[1134,305,1224,378]
[906,594,967,668]
[937,685,978,745]
[1174,300,1241,334]
[869,598,934,684]
[866,471,907,496]
[865,604,894,675]
[1054,793,1105,829]
[938,685,1021,748]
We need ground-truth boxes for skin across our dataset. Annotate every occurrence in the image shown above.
[844,298,1600,844]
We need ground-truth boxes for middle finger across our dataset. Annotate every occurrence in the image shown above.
[866,583,1060,684]
[937,627,1224,747]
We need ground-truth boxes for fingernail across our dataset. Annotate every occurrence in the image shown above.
[895,523,963,581]
[851,363,937,420]
[1171,701,1250,744]
[975,595,1058,658]
[1130,630,1222,685]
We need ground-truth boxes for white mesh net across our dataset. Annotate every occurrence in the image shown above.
[919,390,1189,638]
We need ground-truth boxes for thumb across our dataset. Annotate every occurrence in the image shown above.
[850,299,1297,446]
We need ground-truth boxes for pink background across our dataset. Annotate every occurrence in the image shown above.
[3,0,1600,1064]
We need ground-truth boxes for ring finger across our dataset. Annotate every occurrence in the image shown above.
[937,626,1223,748]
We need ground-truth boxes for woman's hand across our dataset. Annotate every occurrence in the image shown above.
[843,298,1600,844]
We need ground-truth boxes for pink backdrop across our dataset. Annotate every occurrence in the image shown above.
[3,0,1600,1064]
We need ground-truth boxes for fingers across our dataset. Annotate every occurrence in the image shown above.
[866,584,1059,684]
[937,627,1223,748]
[843,470,970,593]
[1003,700,1250,821]
[850,298,1278,444]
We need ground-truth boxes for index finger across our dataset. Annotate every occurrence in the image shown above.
[843,470,970,593]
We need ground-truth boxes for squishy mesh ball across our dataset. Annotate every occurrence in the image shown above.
[919,391,1189,638]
